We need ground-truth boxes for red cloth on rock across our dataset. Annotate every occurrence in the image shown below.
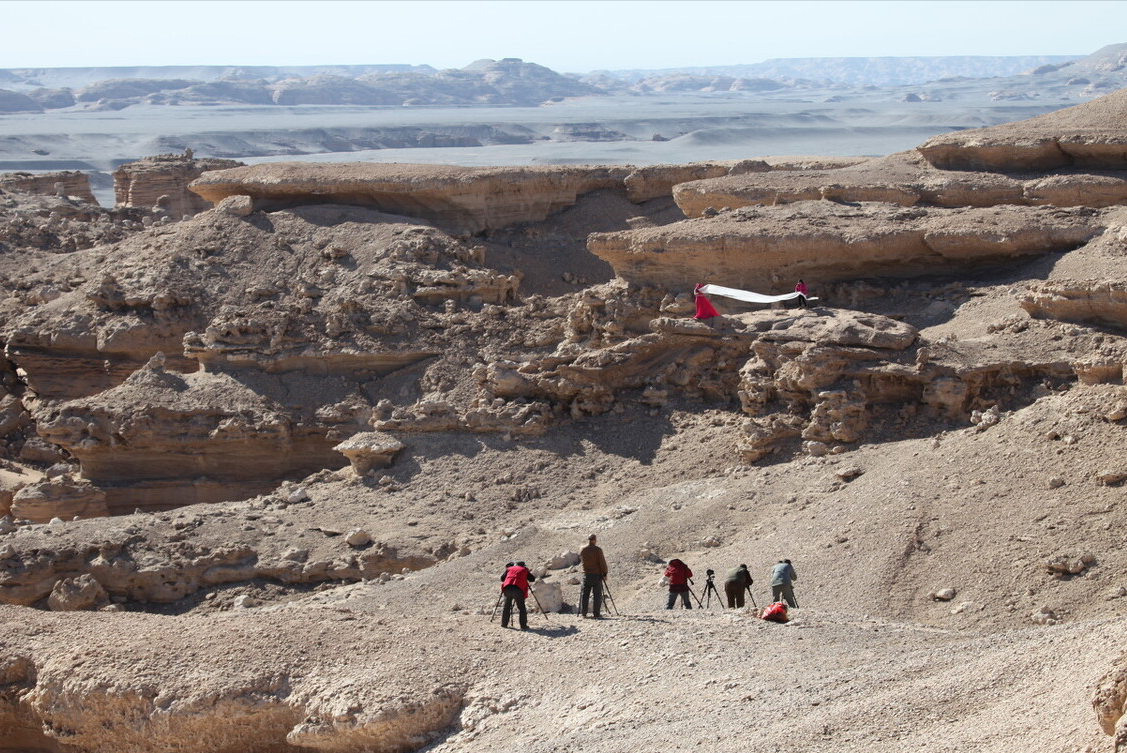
[761,602,789,623]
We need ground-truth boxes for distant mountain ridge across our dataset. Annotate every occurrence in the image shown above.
[590,55,1083,87]
[2,46,1126,115]
[0,64,438,91]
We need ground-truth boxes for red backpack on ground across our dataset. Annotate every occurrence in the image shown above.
[761,601,789,623]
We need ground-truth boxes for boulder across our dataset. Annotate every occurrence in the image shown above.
[346,529,372,548]
[546,551,580,570]
[531,579,563,613]
[47,574,108,611]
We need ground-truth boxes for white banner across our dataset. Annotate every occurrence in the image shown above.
[698,284,816,304]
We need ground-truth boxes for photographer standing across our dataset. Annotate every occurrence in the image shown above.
[724,564,754,608]
[579,534,608,619]
[663,558,694,609]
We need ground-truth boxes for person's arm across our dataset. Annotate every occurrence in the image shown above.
[599,551,608,576]
[527,570,536,583]
[790,566,797,582]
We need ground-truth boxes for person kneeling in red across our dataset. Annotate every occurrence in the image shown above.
[760,601,789,623]
[500,561,536,630]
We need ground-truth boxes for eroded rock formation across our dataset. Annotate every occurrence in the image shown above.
[113,152,244,218]
[0,171,97,205]
[588,202,1101,290]
[189,162,630,235]
[188,158,869,236]
[36,359,357,513]
[672,151,1127,216]
[918,86,1127,170]
[1021,279,1127,331]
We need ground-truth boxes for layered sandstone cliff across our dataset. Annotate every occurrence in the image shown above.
[0,170,97,205]
[113,152,244,217]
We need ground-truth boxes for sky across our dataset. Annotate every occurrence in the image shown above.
[2,0,1126,72]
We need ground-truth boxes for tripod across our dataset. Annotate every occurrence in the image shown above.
[602,578,620,616]
[701,575,725,610]
[491,585,549,624]
[684,580,704,609]
[745,585,758,610]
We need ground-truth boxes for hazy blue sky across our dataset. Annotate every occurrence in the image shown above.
[3,0,1125,72]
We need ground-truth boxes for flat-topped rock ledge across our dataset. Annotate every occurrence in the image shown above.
[588,202,1102,290]
[189,159,872,235]
[672,151,1127,217]
[918,87,1127,171]
[190,162,629,234]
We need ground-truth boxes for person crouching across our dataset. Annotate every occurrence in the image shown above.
[500,561,536,630]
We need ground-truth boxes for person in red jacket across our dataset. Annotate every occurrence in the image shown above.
[663,558,694,609]
[794,279,809,309]
[500,561,536,630]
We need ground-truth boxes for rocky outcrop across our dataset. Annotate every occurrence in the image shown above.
[190,162,631,235]
[588,202,1102,290]
[190,160,876,237]
[672,151,1127,217]
[0,171,97,204]
[1095,656,1127,751]
[334,432,405,474]
[0,608,467,753]
[624,162,749,203]
[114,152,244,217]
[1021,280,1127,331]
[0,533,432,608]
[918,86,1127,171]
[10,477,109,523]
[34,359,357,513]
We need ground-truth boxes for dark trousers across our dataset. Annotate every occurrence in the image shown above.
[501,585,527,628]
[725,581,746,608]
[666,588,692,609]
[772,583,796,608]
[580,574,603,617]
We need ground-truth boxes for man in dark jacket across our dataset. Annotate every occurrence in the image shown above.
[579,534,608,619]
[500,561,536,630]
[770,559,798,608]
[724,564,754,608]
